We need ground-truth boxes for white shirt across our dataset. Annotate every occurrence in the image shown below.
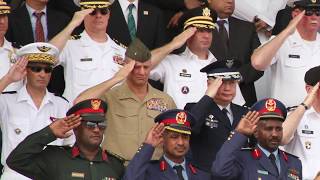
[118,0,138,29]
[0,85,73,180]
[25,4,48,42]
[268,31,320,107]
[0,38,23,92]
[150,48,245,108]
[58,30,126,102]
[283,107,320,180]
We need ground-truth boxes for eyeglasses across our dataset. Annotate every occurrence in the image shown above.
[305,9,320,16]
[83,121,107,130]
[27,66,53,73]
[89,8,109,16]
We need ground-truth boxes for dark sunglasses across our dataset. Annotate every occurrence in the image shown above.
[83,121,107,130]
[27,66,53,73]
[305,9,320,16]
[89,8,109,16]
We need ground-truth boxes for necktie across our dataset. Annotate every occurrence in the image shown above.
[33,12,45,42]
[222,108,232,125]
[173,165,184,180]
[217,20,229,56]
[127,4,136,40]
[269,154,279,176]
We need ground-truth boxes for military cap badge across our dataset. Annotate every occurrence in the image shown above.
[265,99,276,112]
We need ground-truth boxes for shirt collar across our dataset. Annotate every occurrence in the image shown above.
[217,104,231,113]
[80,30,111,47]
[17,85,53,104]
[118,81,157,101]
[182,47,216,62]
[163,155,186,170]
[258,144,279,159]
[118,0,138,12]
[217,17,229,24]
[71,145,108,161]
[1,38,14,51]
[26,3,47,17]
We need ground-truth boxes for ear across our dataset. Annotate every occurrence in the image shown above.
[291,8,301,18]
[305,84,313,93]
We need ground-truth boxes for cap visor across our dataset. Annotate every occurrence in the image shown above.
[165,125,191,135]
[81,114,105,122]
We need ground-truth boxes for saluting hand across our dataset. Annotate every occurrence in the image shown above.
[303,82,320,108]
[70,9,94,28]
[6,56,28,83]
[236,111,260,136]
[114,60,135,80]
[286,10,305,35]
[171,27,197,50]
[205,77,223,98]
[49,114,82,139]
[144,123,165,147]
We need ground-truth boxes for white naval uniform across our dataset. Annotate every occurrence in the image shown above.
[0,38,23,92]
[0,85,73,180]
[58,30,126,102]
[283,107,320,180]
[268,31,320,107]
[150,48,245,109]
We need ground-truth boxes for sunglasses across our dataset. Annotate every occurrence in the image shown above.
[305,9,320,16]
[83,121,107,130]
[27,66,53,73]
[89,8,109,16]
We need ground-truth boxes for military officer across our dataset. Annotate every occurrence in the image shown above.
[123,109,212,180]
[7,98,125,180]
[184,59,249,172]
[75,38,176,163]
[212,98,302,180]
[0,42,73,179]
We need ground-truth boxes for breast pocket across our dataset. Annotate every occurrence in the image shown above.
[74,60,98,86]
[113,109,138,135]
[7,118,29,145]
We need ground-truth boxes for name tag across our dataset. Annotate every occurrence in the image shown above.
[179,73,191,78]
[302,130,314,134]
[71,172,85,178]
[80,58,92,62]
[257,169,268,175]
[288,54,300,59]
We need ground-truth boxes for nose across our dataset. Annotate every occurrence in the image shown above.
[137,66,146,75]
[176,136,185,145]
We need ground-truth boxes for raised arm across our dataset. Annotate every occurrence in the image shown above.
[0,57,28,93]
[74,60,135,104]
[49,9,93,51]
[251,11,304,71]
[281,82,319,145]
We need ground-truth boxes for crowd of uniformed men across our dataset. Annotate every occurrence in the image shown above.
[0,0,320,179]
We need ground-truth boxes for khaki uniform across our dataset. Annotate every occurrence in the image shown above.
[102,82,176,162]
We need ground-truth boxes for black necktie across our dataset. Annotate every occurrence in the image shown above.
[222,108,232,125]
[173,165,184,180]
[217,20,229,56]
[269,154,279,176]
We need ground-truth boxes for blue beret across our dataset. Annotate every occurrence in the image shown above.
[154,109,196,135]
[251,98,287,121]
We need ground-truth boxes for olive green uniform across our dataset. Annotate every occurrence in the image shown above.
[102,82,176,162]
[6,126,124,180]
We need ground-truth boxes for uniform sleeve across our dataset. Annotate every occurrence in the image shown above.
[57,40,71,66]
[211,131,247,179]
[150,59,168,83]
[6,126,57,179]
[122,143,155,180]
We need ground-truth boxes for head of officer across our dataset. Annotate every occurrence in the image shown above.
[67,98,108,149]
[292,0,320,33]
[251,98,287,152]
[16,42,59,90]
[79,0,111,33]
[179,6,217,54]
[201,59,241,106]
[304,65,320,100]
[125,38,152,88]
[0,0,10,37]
[154,109,196,163]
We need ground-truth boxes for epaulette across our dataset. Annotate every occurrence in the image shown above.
[2,91,17,94]
[54,93,69,103]
[107,150,125,163]
[287,106,298,112]
[70,34,81,40]
[112,38,127,49]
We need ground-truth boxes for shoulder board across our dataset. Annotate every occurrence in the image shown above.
[112,38,127,49]
[280,150,299,159]
[70,34,81,40]
[241,147,253,151]
[2,91,17,94]
[287,106,298,112]
[107,150,125,163]
[54,93,69,103]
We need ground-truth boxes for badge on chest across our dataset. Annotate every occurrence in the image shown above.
[205,114,219,128]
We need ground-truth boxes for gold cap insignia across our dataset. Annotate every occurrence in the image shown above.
[14,128,21,134]
[91,99,101,110]
[37,46,51,52]
[265,99,276,112]
[176,112,187,124]
[202,7,211,17]
[226,60,234,68]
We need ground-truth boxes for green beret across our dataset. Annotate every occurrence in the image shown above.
[125,38,151,62]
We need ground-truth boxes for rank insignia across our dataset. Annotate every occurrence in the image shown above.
[181,86,189,94]
[14,128,21,135]
[91,99,101,110]
[143,10,148,15]
[205,114,219,128]
[226,59,234,68]
[251,148,262,159]
[146,98,168,112]
[37,46,51,52]
[202,7,211,17]
[176,112,187,124]
[305,141,311,149]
